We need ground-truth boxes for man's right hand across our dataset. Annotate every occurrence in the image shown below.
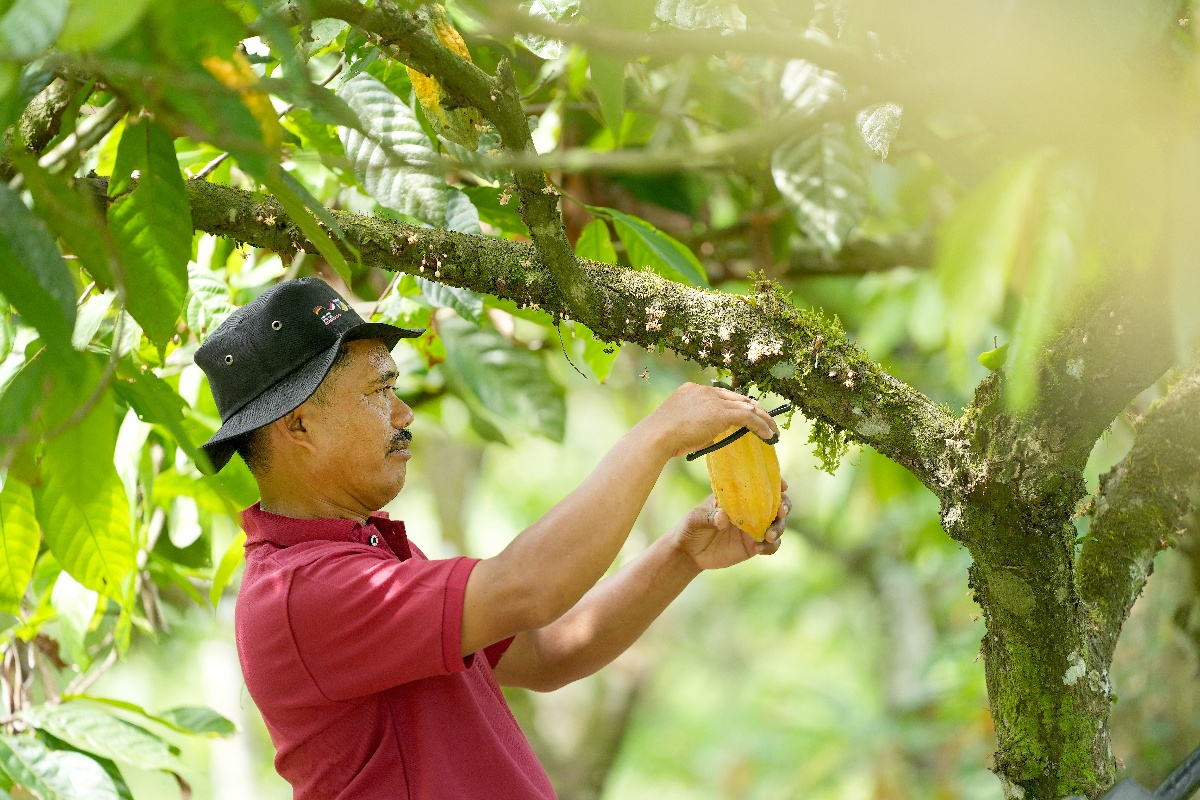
[643,382,780,459]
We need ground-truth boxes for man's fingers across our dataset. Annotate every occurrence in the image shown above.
[755,534,782,555]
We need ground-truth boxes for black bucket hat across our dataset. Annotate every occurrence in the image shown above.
[194,278,423,473]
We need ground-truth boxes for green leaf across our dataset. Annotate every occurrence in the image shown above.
[415,279,483,325]
[112,363,210,470]
[50,571,99,670]
[517,0,579,58]
[771,121,867,254]
[0,735,61,800]
[574,219,617,264]
[21,702,186,774]
[601,207,709,286]
[184,264,234,341]
[590,54,626,137]
[977,343,1009,371]
[0,476,39,615]
[856,102,903,160]
[0,185,78,353]
[37,475,132,603]
[575,322,619,383]
[0,354,51,454]
[158,707,236,738]
[445,188,481,235]
[65,697,235,739]
[72,291,116,351]
[209,530,245,609]
[655,0,744,29]
[440,315,566,441]
[261,171,352,286]
[107,118,192,354]
[0,0,68,60]
[18,158,116,290]
[41,358,115,497]
[336,72,448,227]
[57,0,152,52]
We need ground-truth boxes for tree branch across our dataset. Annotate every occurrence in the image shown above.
[1078,365,1200,661]
[0,76,87,181]
[81,176,957,493]
[284,0,592,322]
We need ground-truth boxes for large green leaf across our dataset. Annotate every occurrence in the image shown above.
[0,735,61,800]
[336,72,447,226]
[0,476,38,615]
[601,207,709,286]
[57,0,152,52]
[112,363,209,470]
[0,734,121,800]
[440,315,567,442]
[0,185,77,353]
[66,697,235,739]
[21,702,186,774]
[0,0,68,60]
[36,476,132,602]
[107,118,192,354]
[20,159,116,290]
[771,121,867,254]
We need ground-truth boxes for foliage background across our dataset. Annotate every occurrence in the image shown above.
[0,0,1197,797]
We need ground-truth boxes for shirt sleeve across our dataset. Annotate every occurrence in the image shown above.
[287,548,480,702]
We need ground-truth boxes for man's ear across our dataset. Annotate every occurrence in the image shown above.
[274,404,318,455]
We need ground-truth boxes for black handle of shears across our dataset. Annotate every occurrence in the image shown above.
[685,403,792,462]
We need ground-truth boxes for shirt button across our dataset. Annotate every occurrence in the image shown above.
[368,533,380,546]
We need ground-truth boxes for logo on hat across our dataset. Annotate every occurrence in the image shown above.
[314,297,349,326]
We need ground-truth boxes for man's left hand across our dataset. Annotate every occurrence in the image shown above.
[671,481,791,571]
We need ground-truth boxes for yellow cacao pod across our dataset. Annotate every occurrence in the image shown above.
[405,4,483,150]
[202,51,282,160]
[705,427,781,542]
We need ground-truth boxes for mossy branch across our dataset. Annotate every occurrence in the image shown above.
[0,76,87,181]
[289,0,590,322]
[81,175,956,492]
[1078,365,1200,662]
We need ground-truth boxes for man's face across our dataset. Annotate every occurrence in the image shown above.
[300,339,414,511]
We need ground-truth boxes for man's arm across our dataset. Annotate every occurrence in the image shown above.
[492,492,790,692]
[460,383,780,656]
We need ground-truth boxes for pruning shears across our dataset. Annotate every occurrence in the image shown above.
[684,379,792,461]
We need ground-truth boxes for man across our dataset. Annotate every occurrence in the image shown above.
[195,277,789,799]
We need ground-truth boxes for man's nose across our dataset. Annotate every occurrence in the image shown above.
[392,394,414,428]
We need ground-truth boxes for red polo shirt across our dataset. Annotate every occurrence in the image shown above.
[235,503,557,800]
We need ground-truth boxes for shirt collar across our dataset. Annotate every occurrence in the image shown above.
[240,502,411,558]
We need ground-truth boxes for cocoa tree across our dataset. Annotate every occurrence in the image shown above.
[0,0,1197,798]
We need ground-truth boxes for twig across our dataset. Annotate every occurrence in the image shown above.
[63,646,119,697]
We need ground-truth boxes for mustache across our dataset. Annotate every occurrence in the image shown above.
[389,429,412,451]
